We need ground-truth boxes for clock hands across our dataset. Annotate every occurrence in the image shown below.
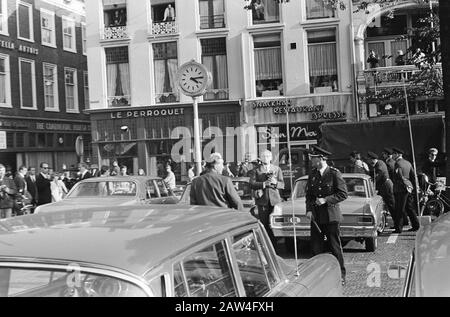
[190,76,204,84]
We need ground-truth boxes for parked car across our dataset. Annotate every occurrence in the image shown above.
[0,205,343,297]
[278,147,311,200]
[179,177,256,212]
[270,174,388,252]
[402,212,450,297]
[34,176,179,214]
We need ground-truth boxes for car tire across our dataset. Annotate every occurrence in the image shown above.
[365,236,377,252]
[377,212,387,234]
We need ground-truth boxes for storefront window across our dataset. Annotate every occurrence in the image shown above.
[201,38,229,100]
[254,34,283,97]
[307,29,338,94]
[153,42,179,104]
[105,46,131,107]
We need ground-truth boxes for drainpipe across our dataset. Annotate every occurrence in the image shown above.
[349,0,360,122]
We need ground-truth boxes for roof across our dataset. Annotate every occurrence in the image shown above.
[0,206,257,277]
[297,173,372,180]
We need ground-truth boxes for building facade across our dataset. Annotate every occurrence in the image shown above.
[86,0,442,180]
[0,0,90,172]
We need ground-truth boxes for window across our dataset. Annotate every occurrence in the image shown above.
[250,0,279,24]
[62,16,76,52]
[153,42,179,104]
[306,0,335,20]
[152,2,176,23]
[83,71,89,109]
[103,0,127,27]
[82,23,87,54]
[201,38,228,100]
[174,240,237,297]
[253,34,283,97]
[0,54,11,107]
[105,46,131,107]
[64,68,78,113]
[0,0,8,35]
[17,1,34,42]
[43,64,58,111]
[307,29,338,93]
[41,9,56,47]
[19,58,36,109]
[199,0,225,29]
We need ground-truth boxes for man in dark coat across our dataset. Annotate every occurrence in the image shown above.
[36,162,52,206]
[367,152,395,221]
[249,150,285,245]
[392,148,420,233]
[190,153,243,211]
[0,164,17,219]
[25,167,38,209]
[305,146,348,285]
[77,163,92,182]
[381,148,396,180]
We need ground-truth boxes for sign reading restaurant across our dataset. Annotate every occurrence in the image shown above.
[110,108,185,119]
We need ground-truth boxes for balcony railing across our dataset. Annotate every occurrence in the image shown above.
[363,64,442,89]
[103,26,129,40]
[108,95,131,107]
[204,88,229,101]
[155,92,179,104]
[151,21,179,36]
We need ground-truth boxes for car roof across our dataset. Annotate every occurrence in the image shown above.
[0,206,257,277]
[297,173,371,181]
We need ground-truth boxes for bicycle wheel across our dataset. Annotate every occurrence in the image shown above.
[425,198,444,218]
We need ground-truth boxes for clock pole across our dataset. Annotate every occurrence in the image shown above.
[192,96,202,176]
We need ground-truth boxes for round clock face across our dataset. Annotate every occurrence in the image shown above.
[177,62,210,97]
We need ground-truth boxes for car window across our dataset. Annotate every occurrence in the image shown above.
[175,240,237,297]
[179,184,191,204]
[146,180,159,199]
[254,229,279,287]
[173,263,187,297]
[232,181,252,200]
[293,177,365,198]
[232,231,271,297]
[67,181,137,198]
[156,180,170,197]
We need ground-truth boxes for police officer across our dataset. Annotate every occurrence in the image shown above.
[305,146,348,285]
[367,151,395,222]
[381,148,396,180]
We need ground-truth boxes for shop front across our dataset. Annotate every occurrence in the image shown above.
[0,117,91,173]
[89,102,241,182]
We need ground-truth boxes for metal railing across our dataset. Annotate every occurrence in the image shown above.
[155,92,180,104]
[151,21,179,36]
[203,88,229,101]
[102,26,129,40]
[199,14,225,29]
[108,95,131,107]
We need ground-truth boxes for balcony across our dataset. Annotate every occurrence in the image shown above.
[108,95,131,108]
[151,21,179,36]
[102,26,129,41]
[155,92,179,104]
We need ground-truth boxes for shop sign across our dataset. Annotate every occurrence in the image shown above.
[257,123,322,143]
[35,123,90,131]
[0,131,6,149]
[110,108,185,119]
[0,40,39,55]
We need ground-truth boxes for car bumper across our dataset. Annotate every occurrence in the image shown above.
[272,225,377,239]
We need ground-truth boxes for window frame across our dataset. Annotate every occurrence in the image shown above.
[198,0,226,30]
[200,37,229,101]
[0,0,9,36]
[83,70,89,109]
[0,53,12,108]
[64,67,79,113]
[62,16,77,53]
[304,0,336,21]
[40,8,56,48]
[17,1,34,43]
[81,22,87,55]
[43,63,59,112]
[18,58,37,110]
[152,41,179,104]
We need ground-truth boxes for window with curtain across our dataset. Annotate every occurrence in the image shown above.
[199,0,225,29]
[306,0,335,20]
[41,10,55,46]
[19,59,35,109]
[251,0,279,24]
[65,68,78,112]
[153,42,179,104]
[62,17,76,51]
[254,34,283,97]
[105,46,131,107]
[0,56,8,105]
[307,29,338,94]
[201,38,228,100]
[44,64,58,111]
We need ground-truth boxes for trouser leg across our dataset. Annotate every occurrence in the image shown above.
[258,205,276,245]
[310,221,325,256]
[394,192,408,232]
[405,193,420,230]
[324,222,346,278]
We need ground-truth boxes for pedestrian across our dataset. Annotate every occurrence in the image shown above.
[138,168,146,176]
[50,172,68,202]
[190,153,243,211]
[381,148,396,180]
[305,146,348,285]
[421,148,444,186]
[0,164,17,218]
[222,162,235,177]
[238,157,253,177]
[187,163,195,182]
[25,167,38,212]
[110,160,120,176]
[5,165,13,179]
[90,164,100,178]
[367,50,379,68]
[36,163,52,206]
[367,152,395,222]
[120,165,128,176]
[249,150,285,245]
[392,148,420,233]
[164,164,176,194]
[349,151,370,174]
[99,165,111,177]
[77,162,92,182]
[163,4,175,22]
[14,165,31,216]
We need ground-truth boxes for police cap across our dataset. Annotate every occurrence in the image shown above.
[392,147,404,155]
[367,151,378,159]
[383,147,393,155]
[309,145,332,158]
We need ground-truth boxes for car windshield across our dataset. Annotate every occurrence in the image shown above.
[232,181,252,200]
[67,181,137,198]
[0,267,147,297]
[293,178,367,198]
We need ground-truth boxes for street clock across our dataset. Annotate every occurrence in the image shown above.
[176,60,212,97]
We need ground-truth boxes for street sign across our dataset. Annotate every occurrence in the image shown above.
[0,131,6,149]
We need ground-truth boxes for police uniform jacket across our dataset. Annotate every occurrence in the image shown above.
[306,166,348,224]
[249,164,285,206]
[385,157,396,180]
[393,158,416,194]
[373,160,390,190]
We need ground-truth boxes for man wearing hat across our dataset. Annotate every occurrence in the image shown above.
[367,152,395,221]
[190,153,243,211]
[381,148,396,180]
[249,150,284,245]
[305,146,348,284]
[392,148,420,233]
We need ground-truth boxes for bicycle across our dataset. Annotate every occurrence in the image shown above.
[419,177,450,220]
